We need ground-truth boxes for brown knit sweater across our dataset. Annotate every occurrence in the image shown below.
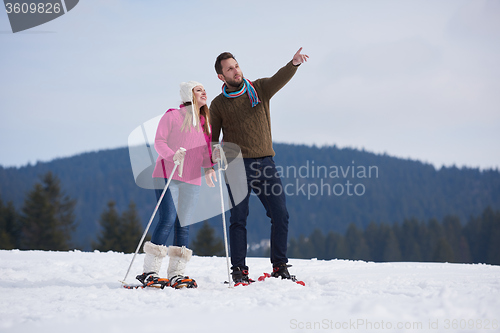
[209,60,298,158]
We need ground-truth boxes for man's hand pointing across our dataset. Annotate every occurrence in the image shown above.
[292,47,309,66]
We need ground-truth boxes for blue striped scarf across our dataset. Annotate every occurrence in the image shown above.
[222,78,260,107]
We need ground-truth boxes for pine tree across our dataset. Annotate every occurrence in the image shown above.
[93,201,123,252]
[442,215,471,263]
[345,223,371,261]
[119,202,144,253]
[288,237,300,259]
[0,198,19,249]
[382,227,401,262]
[464,210,484,263]
[309,228,326,259]
[432,237,454,262]
[298,234,315,259]
[468,207,500,265]
[398,218,423,262]
[364,222,383,261]
[191,221,224,256]
[485,208,500,265]
[20,172,76,250]
[325,230,348,259]
[93,200,144,253]
[424,218,444,261]
[364,222,401,262]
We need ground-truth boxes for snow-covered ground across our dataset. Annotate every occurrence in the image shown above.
[0,250,499,333]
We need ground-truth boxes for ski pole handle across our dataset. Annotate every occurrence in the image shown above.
[177,147,186,177]
[214,144,227,171]
[213,144,221,162]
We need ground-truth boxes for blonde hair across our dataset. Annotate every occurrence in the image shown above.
[180,88,210,135]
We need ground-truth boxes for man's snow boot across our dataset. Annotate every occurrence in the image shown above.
[136,241,169,288]
[167,246,197,289]
[271,263,293,279]
[231,267,254,286]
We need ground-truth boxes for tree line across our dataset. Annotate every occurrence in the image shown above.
[1,172,499,266]
[0,171,144,252]
[1,144,499,250]
[0,171,224,255]
[288,207,500,265]
[0,172,76,250]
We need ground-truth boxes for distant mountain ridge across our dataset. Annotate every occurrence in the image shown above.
[1,143,499,250]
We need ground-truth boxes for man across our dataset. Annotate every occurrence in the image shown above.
[209,48,309,285]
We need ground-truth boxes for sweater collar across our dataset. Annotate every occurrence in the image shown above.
[224,81,245,93]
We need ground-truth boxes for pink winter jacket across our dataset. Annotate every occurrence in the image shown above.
[152,106,214,186]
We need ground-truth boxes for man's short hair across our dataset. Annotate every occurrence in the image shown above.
[215,52,236,75]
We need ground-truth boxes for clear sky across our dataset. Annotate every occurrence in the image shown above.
[1,0,499,169]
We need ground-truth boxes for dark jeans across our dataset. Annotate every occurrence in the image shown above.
[227,156,289,270]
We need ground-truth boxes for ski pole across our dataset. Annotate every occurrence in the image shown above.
[214,144,232,288]
[120,148,185,285]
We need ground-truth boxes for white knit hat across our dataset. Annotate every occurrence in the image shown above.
[180,81,204,128]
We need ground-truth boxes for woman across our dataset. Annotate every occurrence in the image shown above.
[136,81,217,289]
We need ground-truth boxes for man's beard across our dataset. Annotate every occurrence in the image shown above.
[224,75,243,89]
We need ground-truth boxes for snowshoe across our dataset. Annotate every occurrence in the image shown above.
[169,275,197,289]
[135,272,170,289]
[258,264,305,286]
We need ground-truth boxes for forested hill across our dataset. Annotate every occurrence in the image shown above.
[0,143,499,250]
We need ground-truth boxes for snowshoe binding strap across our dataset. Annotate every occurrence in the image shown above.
[169,275,197,289]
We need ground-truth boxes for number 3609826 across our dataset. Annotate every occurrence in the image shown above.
[5,2,62,14]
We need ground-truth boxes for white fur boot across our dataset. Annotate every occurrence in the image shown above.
[167,246,197,288]
[136,241,169,288]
